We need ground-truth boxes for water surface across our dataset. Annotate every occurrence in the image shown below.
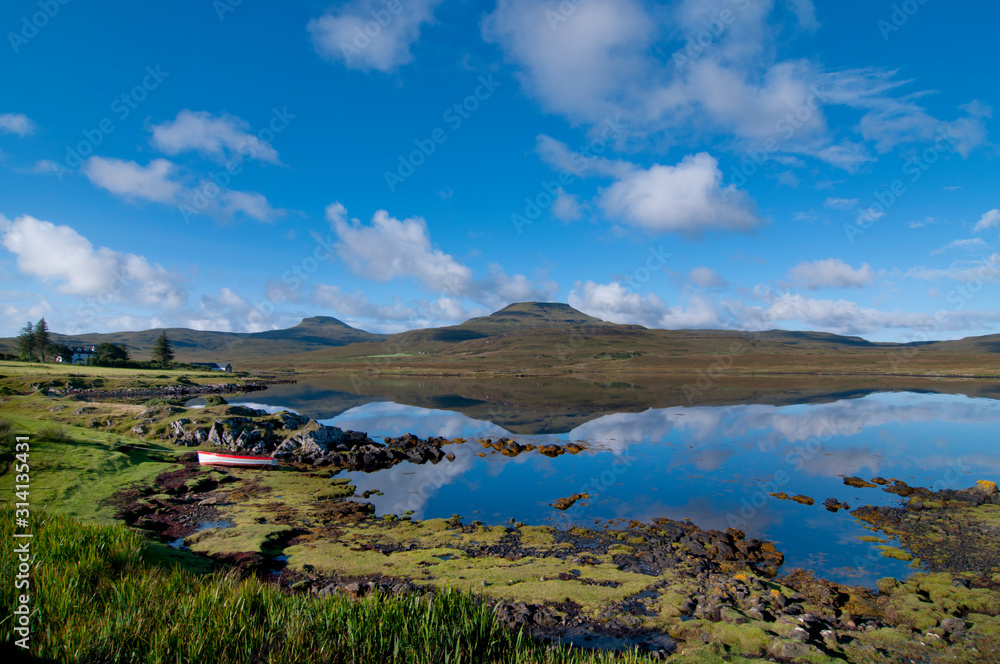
[235,379,1000,587]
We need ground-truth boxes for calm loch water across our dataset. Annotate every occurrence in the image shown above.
[236,380,1000,587]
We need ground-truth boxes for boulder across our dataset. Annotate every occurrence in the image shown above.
[292,425,347,457]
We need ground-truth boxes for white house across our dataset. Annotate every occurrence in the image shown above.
[191,362,233,373]
[55,346,97,365]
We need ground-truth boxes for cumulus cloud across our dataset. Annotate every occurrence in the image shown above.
[483,0,653,122]
[83,157,182,203]
[725,286,996,335]
[552,189,583,221]
[568,280,720,329]
[536,137,764,235]
[0,113,35,137]
[483,0,987,170]
[974,209,1000,232]
[314,285,419,321]
[789,258,875,289]
[83,156,283,222]
[598,153,764,236]
[308,0,443,72]
[325,202,556,309]
[326,202,472,294]
[151,110,280,164]
[0,214,186,307]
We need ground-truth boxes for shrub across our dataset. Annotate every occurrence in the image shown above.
[37,424,70,442]
[203,395,228,407]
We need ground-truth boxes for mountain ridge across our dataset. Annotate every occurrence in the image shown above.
[1,301,996,365]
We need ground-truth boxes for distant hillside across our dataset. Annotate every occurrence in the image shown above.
[0,316,386,364]
[256,305,1000,378]
[3,302,998,377]
[390,302,621,346]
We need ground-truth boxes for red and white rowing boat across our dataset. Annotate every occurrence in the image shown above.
[197,451,277,468]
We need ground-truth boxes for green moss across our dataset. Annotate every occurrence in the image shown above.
[877,545,914,561]
[670,620,772,657]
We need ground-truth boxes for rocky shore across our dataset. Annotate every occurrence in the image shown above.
[28,391,1000,662]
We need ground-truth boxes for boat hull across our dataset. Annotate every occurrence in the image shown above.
[197,451,276,468]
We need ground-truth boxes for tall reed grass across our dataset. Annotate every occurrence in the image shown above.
[0,506,657,663]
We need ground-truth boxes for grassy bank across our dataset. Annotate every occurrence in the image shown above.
[0,505,681,664]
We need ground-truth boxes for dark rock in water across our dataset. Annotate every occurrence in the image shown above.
[552,493,589,511]
[824,497,850,512]
[843,476,878,488]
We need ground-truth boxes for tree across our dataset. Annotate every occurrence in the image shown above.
[151,332,174,366]
[53,344,74,364]
[34,318,51,362]
[95,343,129,366]
[16,322,35,362]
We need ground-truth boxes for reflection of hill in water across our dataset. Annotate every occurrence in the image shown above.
[245,375,1000,435]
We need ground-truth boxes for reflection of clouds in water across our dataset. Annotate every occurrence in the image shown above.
[568,395,1000,478]
[322,402,509,440]
[345,442,481,520]
[229,402,299,415]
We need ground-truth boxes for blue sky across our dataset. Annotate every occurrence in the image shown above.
[1,0,998,342]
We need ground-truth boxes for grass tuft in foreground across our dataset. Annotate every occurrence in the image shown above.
[0,505,670,664]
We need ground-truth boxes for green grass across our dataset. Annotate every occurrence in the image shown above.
[0,408,182,522]
[0,505,672,664]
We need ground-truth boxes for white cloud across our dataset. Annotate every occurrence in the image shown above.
[789,258,876,289]
[326,202,473,294]
[932,238,988,255]
[314,285,418,321]
[219,190,285,222]
[568,280,721,329]
[308,0,443,72]
[688,267,727,289]
[786,0,819,30]
[823,197,858,210]
[721,283,1000,336]
[0,214,186,307]
[83,156,282,222]
[552,189,582,221]
[0,113,35,137]
[598,153,764,236]
[974,209,1000,232]
[150,110,281,164]
[83,157,182,203]
[483,0,653,122]
[325,203,557,317]
[484,1,986,171]
[32,160,65,175]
